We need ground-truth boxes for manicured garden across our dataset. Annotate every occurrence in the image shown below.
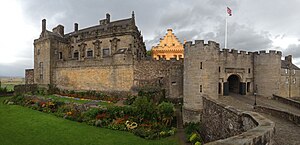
[0,97,180,145]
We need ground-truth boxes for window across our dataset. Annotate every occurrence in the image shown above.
[162,55,166,59]
[248,68,251,74]
[39,62,43,68]
[171,82,177,85]
[285,69,288,74]
[200,62,203,69]
[39,62,43,80]
[164,44,167,46]
[87,50,93,58]
[103,48,110,57]
[179,55,182,58]
[293,69,296,75]
[172,43,175,46]
[199,85,202,93]
[286,78,289,84]
[74,52,79,60]
[219,67,221,72]
[293,78,296,84]
[59,52,63,60]
[37,49,40,55]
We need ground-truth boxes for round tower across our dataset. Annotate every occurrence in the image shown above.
[183,40,219,123]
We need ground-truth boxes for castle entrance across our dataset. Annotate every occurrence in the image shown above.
[228,75,240,94]
[223,74,246,95]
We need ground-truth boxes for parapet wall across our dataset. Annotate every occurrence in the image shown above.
[202,96,275,144]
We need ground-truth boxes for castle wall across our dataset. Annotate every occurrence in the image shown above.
[25,69,34,84]
[133,59,183,99]
[54,65,134,92]
[254,51,281,97]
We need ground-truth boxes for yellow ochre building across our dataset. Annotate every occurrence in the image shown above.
[151,29,184,60]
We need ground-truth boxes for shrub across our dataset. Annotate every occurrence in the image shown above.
[123,95,136,105]
[82,108,101,121]
[132,96,156,122]
[157,102,175,126]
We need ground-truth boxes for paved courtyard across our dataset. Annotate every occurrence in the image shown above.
[218,94,300,145]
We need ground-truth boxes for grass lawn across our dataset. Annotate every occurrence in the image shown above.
[0,97,180,145]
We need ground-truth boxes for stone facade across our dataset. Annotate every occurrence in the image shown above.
[151,29,184,60]
[33,12,146,92]
[183,40,300,123]
[29,12,183,99]
[25,69,34,84]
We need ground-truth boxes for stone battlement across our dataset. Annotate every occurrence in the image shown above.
[253,50,282,56]
[184,40,220,49]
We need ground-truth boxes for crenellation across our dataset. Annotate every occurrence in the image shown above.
[230,49,238,54]
[195,40,204,46]
[239,50,246,55]
[259,50,266,54]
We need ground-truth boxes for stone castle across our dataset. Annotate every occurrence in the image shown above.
[26,12,183,99]
[26,13,300,123]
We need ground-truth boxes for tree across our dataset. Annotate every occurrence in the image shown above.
[146,50,152,57]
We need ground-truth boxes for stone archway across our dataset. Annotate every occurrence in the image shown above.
[228,74,241,94]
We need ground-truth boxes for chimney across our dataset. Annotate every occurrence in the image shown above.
[42,19,46,32]
[106,13,110,23]
[132,11,135,19]
[74,23,78,32]
[285,55,292,63]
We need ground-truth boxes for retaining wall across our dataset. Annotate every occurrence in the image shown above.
[203,96,275,145]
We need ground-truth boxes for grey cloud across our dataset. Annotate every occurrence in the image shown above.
[283,44,300,58]
[4,0,300,76]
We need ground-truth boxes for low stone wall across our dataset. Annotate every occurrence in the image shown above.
[14,84,38,95]
[272,94,300,109]
[255,105,300,125]
[203,96,275,145]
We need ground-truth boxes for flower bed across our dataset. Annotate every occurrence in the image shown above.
[4,95,176,139]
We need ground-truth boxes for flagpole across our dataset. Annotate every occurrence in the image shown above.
[225,12,228,49]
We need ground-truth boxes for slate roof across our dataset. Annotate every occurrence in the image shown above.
[281,60,300,70]
[65,18,134,36]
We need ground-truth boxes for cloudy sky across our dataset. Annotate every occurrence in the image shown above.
[1,0,300,77]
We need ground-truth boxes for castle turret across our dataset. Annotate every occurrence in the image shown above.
[183,40,219,123]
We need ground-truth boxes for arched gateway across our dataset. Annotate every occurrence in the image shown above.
[223,74,246,96]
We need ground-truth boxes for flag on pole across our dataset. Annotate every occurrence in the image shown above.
[227,7,232,16]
